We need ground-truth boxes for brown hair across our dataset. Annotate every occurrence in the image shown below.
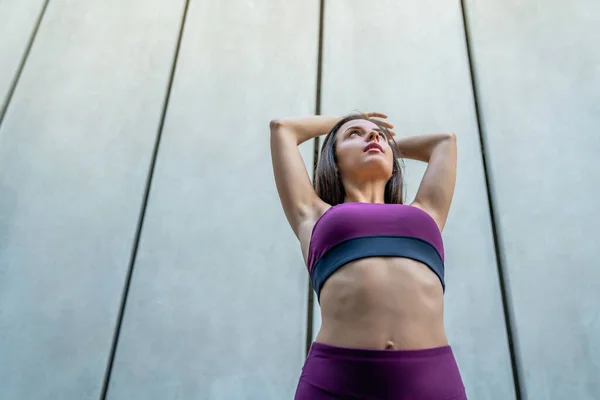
[314,113,405,205]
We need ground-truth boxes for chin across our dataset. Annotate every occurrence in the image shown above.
[355,161,393,179]
[362,157,392,168]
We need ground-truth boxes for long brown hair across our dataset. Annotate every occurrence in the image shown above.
[314,113,405,205]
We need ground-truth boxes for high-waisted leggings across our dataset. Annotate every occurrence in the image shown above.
[294,341,467,400]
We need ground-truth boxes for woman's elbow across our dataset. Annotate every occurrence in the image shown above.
[444,133,457,150]
[270,119,282,132]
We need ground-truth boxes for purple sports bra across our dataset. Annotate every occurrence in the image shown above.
[307,202,445,301]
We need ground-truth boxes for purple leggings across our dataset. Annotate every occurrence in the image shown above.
[295,342,467,400]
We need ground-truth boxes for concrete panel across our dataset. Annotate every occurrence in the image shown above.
[106,1,319,399]
[0,0,46,116]
[0,1,186,399]
[464,1,600,399]
[313,1,516,399]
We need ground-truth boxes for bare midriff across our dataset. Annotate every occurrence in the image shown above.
[314,257,447,351]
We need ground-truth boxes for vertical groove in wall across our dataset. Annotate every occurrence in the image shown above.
[98,1,191,398]
[306,0,326,357]
[0,0,50,127]
[459,2,524,399]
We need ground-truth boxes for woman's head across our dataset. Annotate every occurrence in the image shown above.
[315,113,404,205]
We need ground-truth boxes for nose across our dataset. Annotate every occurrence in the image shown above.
[366,130,381,142]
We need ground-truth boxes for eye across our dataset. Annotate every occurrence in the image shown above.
[349,130,360,137]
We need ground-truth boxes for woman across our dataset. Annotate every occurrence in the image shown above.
[270,112,466,399]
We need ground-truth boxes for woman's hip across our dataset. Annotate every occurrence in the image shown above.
[295,341,467,400]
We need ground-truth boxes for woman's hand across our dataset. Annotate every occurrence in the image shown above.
[365,112,396,137]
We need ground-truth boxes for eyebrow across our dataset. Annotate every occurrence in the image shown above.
[345,126,387,135]
[346,126,384,132]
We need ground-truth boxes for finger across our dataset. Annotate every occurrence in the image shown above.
[367,116,391,125]
[375,120,394,129]
[368,112,388,119]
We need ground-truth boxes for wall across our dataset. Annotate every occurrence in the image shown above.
[0,1,598,399]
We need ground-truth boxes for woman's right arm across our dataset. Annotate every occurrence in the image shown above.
[270,116,339,238]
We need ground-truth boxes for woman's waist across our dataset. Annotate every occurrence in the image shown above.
[316,258,446,349]
[316,311,447,350]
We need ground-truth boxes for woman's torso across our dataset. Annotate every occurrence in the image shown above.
[300,203,448,351]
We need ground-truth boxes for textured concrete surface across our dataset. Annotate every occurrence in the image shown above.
[105,1,319,399]
[0,0,45,116]
[0,1,185,398]
[464,1,600,399]
[313,1,516,399]
[1,0,598,399]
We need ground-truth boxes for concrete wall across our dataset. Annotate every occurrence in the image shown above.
[465,1,600,398]
[0,1,186,398]
[0,0,46,118]
[105,1,318,398]
[0,1,598,399]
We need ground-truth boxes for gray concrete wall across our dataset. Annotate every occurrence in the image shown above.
[105,1,318,399]
[0,0,598,399]
[464,1,600,399]
[0,1,186,398]
[0,0,46,117]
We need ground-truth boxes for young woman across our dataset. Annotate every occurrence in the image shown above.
[270,112,466,399]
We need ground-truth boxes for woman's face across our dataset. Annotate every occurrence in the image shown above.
[334,119,394,181]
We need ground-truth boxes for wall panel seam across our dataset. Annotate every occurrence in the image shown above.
[306,0,326,357]
[98,1,192,398]
[0,0,50,127]
[459,1,524,399]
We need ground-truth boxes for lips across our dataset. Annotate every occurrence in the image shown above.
[364,143,383,153]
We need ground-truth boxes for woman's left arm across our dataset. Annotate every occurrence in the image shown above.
[395,133,457,231]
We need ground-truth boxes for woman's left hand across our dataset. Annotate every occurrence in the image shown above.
[365,112,396,137]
